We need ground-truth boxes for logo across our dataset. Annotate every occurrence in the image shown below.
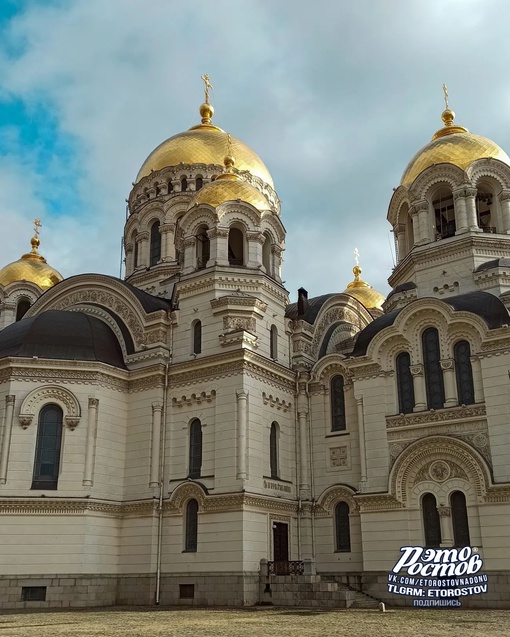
[387,546,488,607]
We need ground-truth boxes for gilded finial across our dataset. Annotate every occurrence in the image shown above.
[31,218,42,253]
[201,73,213,104]
[442,83,449,109]
[352,248,362,282]
[224,133,235,172]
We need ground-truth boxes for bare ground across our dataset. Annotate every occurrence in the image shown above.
[0,606,509,637]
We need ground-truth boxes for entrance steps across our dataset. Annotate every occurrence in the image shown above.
[260,574,380,609]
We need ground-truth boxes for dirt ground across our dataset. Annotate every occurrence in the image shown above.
[0,607,510,637]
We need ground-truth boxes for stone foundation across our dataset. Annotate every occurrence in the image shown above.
[0,572,259,609]
[362,571,510,609]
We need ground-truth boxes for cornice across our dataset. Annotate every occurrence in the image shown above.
[386,404,486,429]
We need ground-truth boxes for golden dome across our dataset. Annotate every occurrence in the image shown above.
[401,108,510,187]
[189,155,270,213]
[136,102,274,187]
[0,230,63,290]
[343,265,386,311]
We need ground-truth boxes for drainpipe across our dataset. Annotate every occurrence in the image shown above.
[155,359,170,605]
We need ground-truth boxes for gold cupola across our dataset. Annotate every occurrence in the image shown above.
[401,87,510,187]
[342,251,385,311]
[135,76,273,187]
[0,220,63,290]
[188,144,271,212]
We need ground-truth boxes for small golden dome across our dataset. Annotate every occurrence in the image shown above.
[189,154,270,212]
[0,225,63,290]
[343,265,386,311]
[136,101,273,187]
[401,106,510,187]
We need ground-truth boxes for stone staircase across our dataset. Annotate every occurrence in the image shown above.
[259,574,380,609]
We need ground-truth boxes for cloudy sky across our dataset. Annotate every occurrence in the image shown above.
[0,0,509,301]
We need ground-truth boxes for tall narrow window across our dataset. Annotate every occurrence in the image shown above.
[422,493,441,547]
[433,188,456,239]
[167,180,173,193]
[270,325,278,360]
[330,375,346,431]
[16,298,31,321]
[228,227,244,266]
[262,233,272,274]
[334,502,351,552]
[185,499,198,552]
[196,226,210,269]
[150,220,161,266]
[454,340,474,406]
[396,352,414,414]
[195,177,203,191]
[32,404,63,490]
[188,419,202,479]
[422,328,445,410]
[270,422,279,479]
[451,491,471,547]
[181,177,188,192]
[192,320,202,355]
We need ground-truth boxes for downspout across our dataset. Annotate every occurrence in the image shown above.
[155,357,170,605]
[306,374,316,563]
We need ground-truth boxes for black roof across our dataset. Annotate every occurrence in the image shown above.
[475,258,510,273]
[386,281,417,301]
[352,291,508,357]
[0,310,126,368]
[285,294,336,324]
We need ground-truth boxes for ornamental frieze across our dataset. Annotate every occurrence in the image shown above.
[172,390,216,407]
[386,404,486,428]
[262,391,292,412]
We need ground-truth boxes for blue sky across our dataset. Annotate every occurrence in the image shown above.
[1,0,510,299]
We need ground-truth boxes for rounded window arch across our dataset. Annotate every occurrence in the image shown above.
[450,490,470,547]
[454,340,474,406]
[396,351,414,414]
[149,220,161,266]
[167,179,174,193]
[421,492,441,548]
[196,224,210,270]
[228,225,245,266]
[188,419,203,479]
[334,501,351,552]
[16,297,31,321]
[184,498,199,552]
[431,186,455,240]
[270,324,278,360]
[191,319,202,355]
[330,375,346,431]
[195,176,204,191]
[180,176,188,192]
[422,327,445,410]
[474,178,501,233]
[269,421,280,479]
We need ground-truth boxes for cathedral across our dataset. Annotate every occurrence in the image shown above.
[0,81,509,609]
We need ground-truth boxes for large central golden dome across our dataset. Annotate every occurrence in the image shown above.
[401,109,510,187]
[136,103,274,187]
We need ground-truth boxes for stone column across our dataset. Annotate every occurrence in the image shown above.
[465,187,480,231]
[125,243,134,275]
[271,245,284,282]
[437,505,454,547]
[297,372,310,497]
[138,231,149,267]
[83,397,99,487]
[209,227,229,266]
[440,359,457,407]
[160,223,175,261]
[356,395,367,484]
[453,188,468,234]
[182,236,197,275]
[0,395,15,484]
[246,231,264,269]
[150,402,163,487]
[410,208,422,244]
[471,356,483,404]
[499,190,510,234]
[410,364,427,411]
[236,390,248,482]
[394,223,406,262]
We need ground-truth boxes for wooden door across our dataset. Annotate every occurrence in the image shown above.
[273,522,289,574]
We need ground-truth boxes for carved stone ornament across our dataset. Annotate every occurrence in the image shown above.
[18,386,82,430]
[19,415,33,430]
[262,391,292,412]
[437,506,451,517]
[330,446,348,468]
[429,460,451,482]
[223,316,256,333]
[65,416,80,431]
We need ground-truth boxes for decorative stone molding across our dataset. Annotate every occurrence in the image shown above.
[329,446,348,468]
[386,404,486,429]
[315,484,359,516]
[172,390,216,407]
[437,506,451,517]
[19,386,81,430]
[355,493,403,512]
[262,391,292,412]
[223,316,256,333]
[219,330,259,349]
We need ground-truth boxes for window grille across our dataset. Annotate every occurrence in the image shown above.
[188,419,203,479]
[422,328,445,409]
[396,352,414,414]
[334,502,351,552]
[454,340,475,405]
[185,499,198,552]
[31,404,63,490]
[330,375,346,431]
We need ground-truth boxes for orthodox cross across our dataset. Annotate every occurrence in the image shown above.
[442,83,449,109]
[226,133,232,157]
[201,73,213,104]
[34,218,42,237]
[354,247,360,266]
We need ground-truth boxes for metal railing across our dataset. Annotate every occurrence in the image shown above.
[268,560,304,576]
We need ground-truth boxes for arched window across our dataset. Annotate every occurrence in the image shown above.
[133,231,139,268]
[167,180,173,193]
[476,189,494,233]
[396,352,414,414]
[228,227,244,266]
[433,187,455,239]
[192,320,202,355]
[150,220,161,266]
[330,375,346,431]
[181,176,188,192]
[185,499,198,552]
[422,328,445,410]
[334,502,351,552]
[454,340,474,406]
[270,325,278,360]
[16,298,31,321]
[195,177,203,191]
[32,404,63,490]
[188,419,202,479]
[451,491,471,547]
[262,233,272,274]
[422,493,441,547]
[270,422,279,479]
[196,225,210,269]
